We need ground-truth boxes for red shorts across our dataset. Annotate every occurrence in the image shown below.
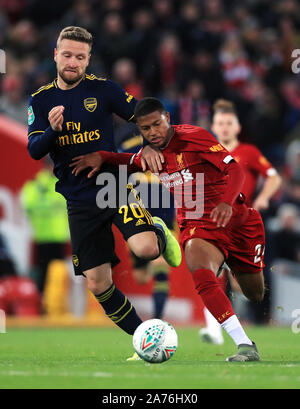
[179,207,265,274]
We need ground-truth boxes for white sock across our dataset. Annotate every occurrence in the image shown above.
[204,307,223,338]
[221,315,252,346]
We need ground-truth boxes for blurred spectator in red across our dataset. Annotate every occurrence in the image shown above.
[179,79,210,129]
[112,58,144,100]
[219,32,252,93]
[0,73,27,124]
[158,32,181,88]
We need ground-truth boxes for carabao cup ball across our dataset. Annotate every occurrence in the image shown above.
[133,319,178,363]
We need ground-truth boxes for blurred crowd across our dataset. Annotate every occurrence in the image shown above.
[0,0,299,158]
[1,0,300,321]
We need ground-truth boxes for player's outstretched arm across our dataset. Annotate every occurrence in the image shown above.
[253,173,282,211]
[70,149,145,178]
[70,152,104,178]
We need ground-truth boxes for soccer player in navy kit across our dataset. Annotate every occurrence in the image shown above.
[27,27,181,354]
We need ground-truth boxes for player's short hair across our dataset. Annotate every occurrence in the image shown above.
[213,99,238,116]
[134,97,166,119]
[57,26,93,50]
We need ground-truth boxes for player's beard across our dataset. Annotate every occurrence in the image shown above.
[59,69,85,86]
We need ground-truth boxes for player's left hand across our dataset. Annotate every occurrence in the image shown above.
[70,152,103,178]
[210,202,232,228]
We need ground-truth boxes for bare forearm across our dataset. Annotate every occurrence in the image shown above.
[257,173,282,201]
[98,150,143,173]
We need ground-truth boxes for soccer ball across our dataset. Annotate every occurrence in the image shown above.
[133,319,178,363]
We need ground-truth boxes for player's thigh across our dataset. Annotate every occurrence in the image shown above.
[234,270,265,302]
[227,208,265,301]
[68,205,119,276]
[113,186,158,258]
[184,238,225,274]
[84,263,113,294]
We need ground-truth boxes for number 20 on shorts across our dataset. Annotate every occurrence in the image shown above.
[119,203,146,224]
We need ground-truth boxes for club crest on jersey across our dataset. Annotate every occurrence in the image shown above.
[176,153,185,170]
[72,254,79,267]
[84,97,97,112]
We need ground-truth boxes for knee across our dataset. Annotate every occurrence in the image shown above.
[87,277,112,295]
[133,242,160,261]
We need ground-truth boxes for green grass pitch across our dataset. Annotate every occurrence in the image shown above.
[0,326,300,389]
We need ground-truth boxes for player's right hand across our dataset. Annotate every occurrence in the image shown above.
[48,105,64,132]
[210,202,232,228]
[70,152,103,178]
[141,145,164,173]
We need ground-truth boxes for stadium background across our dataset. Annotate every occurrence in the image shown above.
[1,0,300,328]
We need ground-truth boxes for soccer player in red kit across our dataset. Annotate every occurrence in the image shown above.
[211,99,281,211]
[195,99,282,345]
[71,97,265,362]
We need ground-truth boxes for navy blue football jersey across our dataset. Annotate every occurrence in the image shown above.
[27,74,137,205]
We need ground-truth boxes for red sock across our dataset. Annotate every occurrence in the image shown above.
[193,269,235,324]
[218,272,227,292]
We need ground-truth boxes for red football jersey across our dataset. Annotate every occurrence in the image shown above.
[99,125,266,273]
[230,143,277,206]
[132,124,245,226]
